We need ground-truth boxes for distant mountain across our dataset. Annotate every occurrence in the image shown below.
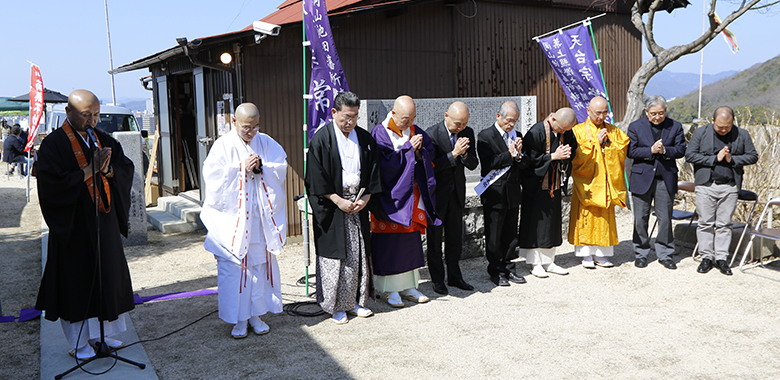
[109,96,151,113]
[645,70,738,100]
[667,54,780,124]
[122,100,150,113]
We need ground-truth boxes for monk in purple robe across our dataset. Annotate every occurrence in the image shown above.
[369,95,441,307]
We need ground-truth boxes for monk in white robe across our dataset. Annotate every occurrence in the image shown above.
[201,103,287,338]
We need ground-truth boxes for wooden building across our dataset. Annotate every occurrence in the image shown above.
[113,0,641,236]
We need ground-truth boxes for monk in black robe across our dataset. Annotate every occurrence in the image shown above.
[519,108,577,278]
[35,90,135,359]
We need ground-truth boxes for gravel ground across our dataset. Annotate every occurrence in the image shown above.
[3,175,780,380]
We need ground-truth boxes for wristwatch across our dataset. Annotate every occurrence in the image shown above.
[103,165,114,179]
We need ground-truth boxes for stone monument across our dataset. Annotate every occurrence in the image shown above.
[112,131,148,246]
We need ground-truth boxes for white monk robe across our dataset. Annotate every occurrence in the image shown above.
[201,130,287,324]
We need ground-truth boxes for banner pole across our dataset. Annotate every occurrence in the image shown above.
[585,20,632,209]
[532,13,606,41]
[586,20,611,115]
[302,1,311,297]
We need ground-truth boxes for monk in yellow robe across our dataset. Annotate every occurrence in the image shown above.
[568,96,629,268]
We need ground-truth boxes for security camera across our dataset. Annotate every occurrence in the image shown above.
[253,21,281,36]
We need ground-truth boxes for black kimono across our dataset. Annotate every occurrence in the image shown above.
[304,122,382,260]
[519,120,578,249]
[35,124,135,322]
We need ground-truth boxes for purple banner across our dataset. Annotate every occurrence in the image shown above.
[537,24,610,123]
[133,288,218,304]
[304,0,349,140]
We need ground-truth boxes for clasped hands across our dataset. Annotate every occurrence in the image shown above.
[717,145,732,163]
[410,134,423,159]
[452,137,470,157]
[330,193,371,214]
[508,137,523,159]
[551,144,571,161]
[244,153,261,174]
[651,139,665,155]
[84,147,112,181]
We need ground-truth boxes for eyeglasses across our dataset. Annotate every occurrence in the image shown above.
[339,113,358,122]
[240,125,260,132]
[647,111,666,117]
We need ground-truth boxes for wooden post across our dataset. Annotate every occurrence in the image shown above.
[144,128,160,206]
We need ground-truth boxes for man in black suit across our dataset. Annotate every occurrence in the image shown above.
[426,101,479,295]
[686,106,758,275]
[627,95,687,270]
[477,101,529,286]
[3,124,31,175]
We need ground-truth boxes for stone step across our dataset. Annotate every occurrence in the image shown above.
[157,196,202,224]
[146,196,203,234]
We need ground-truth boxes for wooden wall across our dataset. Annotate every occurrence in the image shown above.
[242,0,642,235]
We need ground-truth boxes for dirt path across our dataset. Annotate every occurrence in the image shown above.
[0,177,42,379]
[3,175,780,379]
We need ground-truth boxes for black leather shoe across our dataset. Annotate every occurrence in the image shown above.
[634,257,648,268]
[697,258,714,274]
[448,279,474,291]
[492,274,510,286]
[432,282,448,295]
[659,259,677,270]
[715,260,733,276]
[507,272,527,284]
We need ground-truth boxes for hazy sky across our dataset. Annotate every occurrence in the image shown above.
[1,1,776,103]
[641,3,780,74]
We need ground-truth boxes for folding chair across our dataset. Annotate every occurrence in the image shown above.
[5,162,20,179]
[728,189,759,265]
[650,181,697,248]
[691,188,758,262]
[738,196,780,281]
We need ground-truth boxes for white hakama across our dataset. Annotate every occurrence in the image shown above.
[60,314,127,349]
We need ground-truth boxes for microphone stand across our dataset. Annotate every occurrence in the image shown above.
[56,128,145,379]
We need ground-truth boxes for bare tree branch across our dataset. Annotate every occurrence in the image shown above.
[618,0,771,126]
[752,0,780,9]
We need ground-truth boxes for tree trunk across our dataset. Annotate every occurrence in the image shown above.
[619,45,705,128]
[619,0,767,128]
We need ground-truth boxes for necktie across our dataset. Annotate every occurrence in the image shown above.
[504,132,512,148]
[450,133,457,149]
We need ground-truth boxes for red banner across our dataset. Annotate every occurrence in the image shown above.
[27,64,44,152]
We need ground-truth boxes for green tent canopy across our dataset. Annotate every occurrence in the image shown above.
[0,97,29,116]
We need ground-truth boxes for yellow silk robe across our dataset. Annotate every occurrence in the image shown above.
[568,118,629,247]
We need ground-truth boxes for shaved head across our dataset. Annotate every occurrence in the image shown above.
[65,89,100,133]
[444,101,469,134]
[393,95,415,115]
[555,107,576,125]
[588,96,608,110]
[235,103,260,122]
[68,89,100,109]
[586,96,609,127]
[233,103,261,143]
[550,107,577,133]
[391,95,416,131]
[447,101,468,116]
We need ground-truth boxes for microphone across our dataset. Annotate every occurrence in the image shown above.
[85,125,100,149]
